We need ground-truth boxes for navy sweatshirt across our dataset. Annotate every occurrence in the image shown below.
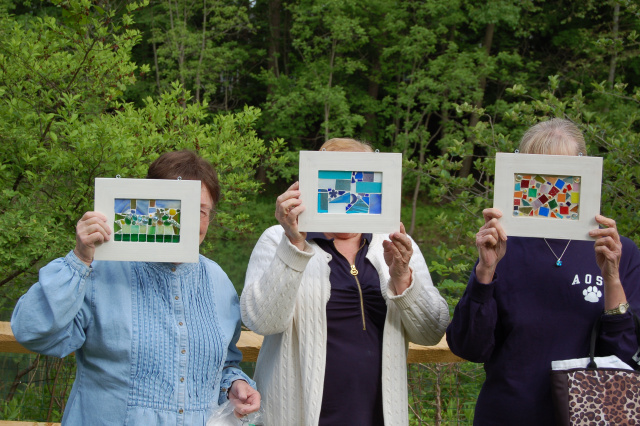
[447,236,640,426]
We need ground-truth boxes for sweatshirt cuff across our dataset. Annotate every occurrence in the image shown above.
[275,233,314,272]
[600,311,635,333]
[468,269,496,303]
[65,250,92,278]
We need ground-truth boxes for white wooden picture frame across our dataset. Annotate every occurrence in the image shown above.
[94,178,201,263]
[298,151,402,234]
[494,152,603,241]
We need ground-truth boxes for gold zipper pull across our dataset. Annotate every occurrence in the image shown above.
[351,264,366,331]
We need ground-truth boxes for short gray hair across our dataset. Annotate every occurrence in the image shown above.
[518,118,587,156]
[320,138,373,153]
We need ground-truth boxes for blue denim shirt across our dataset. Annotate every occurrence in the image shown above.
[11,250,254,426]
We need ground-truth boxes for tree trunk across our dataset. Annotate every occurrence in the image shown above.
[607,2,620,90]
[282,4,290,76]
[195,0,209,103]
[410,120,440,235]
[179,0,187,92]
[167,0,186,105]
[409,153,424,236]
[151,6,161,92]
[460,22,494,178]
[363,51,381,140]
[440,94,449,155]
[324,38,337,141]
[434,363,443,425]
[268,0,282,83]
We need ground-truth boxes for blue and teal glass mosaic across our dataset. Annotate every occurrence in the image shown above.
[114,199,181,243]
[317,171,382,214]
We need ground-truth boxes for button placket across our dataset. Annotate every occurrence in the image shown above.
[173,272,187,426]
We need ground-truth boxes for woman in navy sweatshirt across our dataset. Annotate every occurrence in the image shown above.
[446,118,640,425]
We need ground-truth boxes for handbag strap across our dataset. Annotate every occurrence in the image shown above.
[632,308,640,367]
[587,307,640,370]
[587,315,601,369]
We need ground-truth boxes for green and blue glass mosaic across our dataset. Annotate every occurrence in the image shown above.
[114,199,181,243]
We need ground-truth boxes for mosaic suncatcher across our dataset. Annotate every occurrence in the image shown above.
[317,171,382,214]
[114,199,181,243]
[513,174,580,219]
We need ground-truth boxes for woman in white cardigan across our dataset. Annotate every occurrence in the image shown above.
[241,138,449,426]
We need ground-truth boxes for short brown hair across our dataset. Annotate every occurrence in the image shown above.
[146,150,220,206]
[320,138,373,152]
[519,118,587,156]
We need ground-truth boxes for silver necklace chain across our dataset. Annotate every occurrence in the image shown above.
[544,238,572,267]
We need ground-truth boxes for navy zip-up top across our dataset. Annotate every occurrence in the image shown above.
[308,232,387,426]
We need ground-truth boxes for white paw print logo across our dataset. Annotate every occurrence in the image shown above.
[583,286,602,303]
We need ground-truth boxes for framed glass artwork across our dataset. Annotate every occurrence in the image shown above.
[94,178,201,262]
[493,153,603,240]
[298,151,402,233]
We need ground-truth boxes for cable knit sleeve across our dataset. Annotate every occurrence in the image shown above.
[385,236,450,346]
[241,226,314,335]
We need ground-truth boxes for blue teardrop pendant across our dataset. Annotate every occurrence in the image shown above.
[556,260,562,267]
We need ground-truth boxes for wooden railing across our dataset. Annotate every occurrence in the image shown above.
[0,321,463,425]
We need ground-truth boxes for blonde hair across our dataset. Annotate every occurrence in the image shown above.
[320,138,373,152]
[518,118,587,156]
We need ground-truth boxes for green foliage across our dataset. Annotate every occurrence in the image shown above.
[0,0,145,312]
[258,0,371,147]
[205,196,278,294]
[407,362,484,425]
[0,0,282,317]
[141,0,255,107]
[505,81,640,243]
[1,395,21,420]
[2,0,640,422]
[0,354,75,422]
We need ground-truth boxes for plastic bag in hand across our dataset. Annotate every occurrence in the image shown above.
[206,401,243,426]
[206,401,265,426]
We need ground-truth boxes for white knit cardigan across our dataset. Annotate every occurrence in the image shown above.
[240,225,450,426]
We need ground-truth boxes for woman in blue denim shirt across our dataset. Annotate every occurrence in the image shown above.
[11,150,260,425]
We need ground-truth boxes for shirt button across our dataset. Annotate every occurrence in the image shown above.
[179,322,183,326]
[178,409,183,414]
[175,296,179,300]
[180,377,185,382]
[181,349,186,354]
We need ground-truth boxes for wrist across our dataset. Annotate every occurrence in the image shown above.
[285,232,305,250]
[604,302,629,315]
[475,263,495,284]
[73,247,93,266]
[603,275,622,289]
[390,271,412,295]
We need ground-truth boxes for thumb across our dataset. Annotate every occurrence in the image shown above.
[234,384,248,401]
